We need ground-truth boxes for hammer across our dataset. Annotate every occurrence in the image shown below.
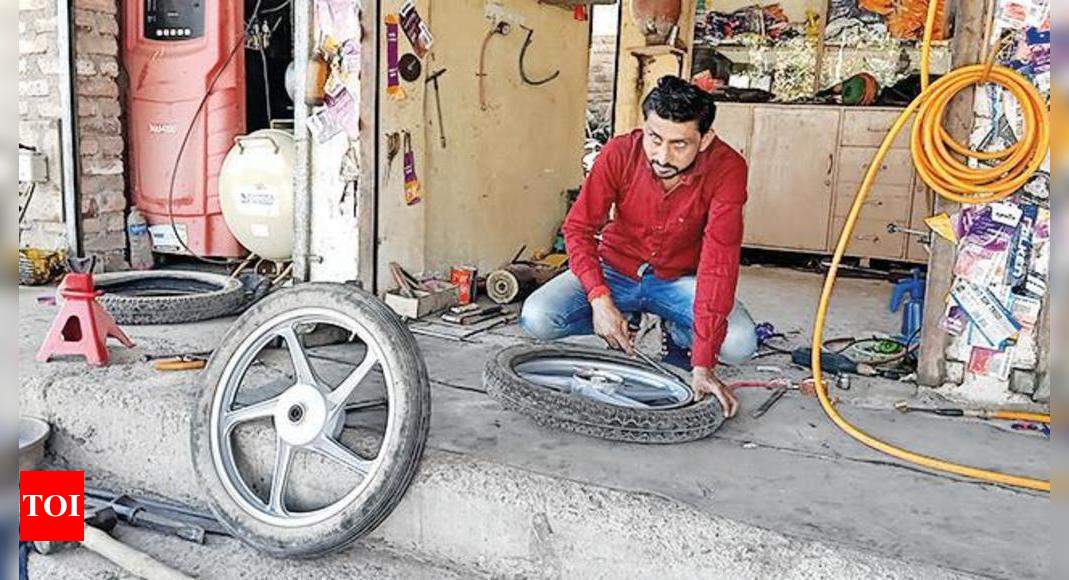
[35,506,192,580]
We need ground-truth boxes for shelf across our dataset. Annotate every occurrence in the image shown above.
[695,39,952,50]
[538,0,615,8]
[627,45,686,59]
[824,39,952,47]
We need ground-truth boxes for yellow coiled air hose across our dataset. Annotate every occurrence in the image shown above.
[811,0,1051,492]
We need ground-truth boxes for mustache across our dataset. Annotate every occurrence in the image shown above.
[651,162,680,173]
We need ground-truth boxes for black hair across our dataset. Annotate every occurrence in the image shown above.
[641,76,718,134]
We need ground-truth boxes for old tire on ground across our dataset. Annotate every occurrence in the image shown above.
[484,344,724,444]
[190,283,431,558]
[93,270,246,325]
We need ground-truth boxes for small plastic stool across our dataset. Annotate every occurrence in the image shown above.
[36,272,134,366]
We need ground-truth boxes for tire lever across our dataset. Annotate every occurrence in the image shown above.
[631,347,691,390]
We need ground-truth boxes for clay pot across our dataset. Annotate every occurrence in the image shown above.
[631,0,682,45]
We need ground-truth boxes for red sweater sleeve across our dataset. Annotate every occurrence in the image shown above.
[691,157,748,368]
[562,138,624,299]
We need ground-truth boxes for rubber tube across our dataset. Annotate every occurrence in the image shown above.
[811,1,1051,492]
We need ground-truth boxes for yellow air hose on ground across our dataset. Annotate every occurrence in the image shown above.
[811,0,1051,492]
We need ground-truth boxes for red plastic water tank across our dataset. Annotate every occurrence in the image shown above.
[123,0,247,258]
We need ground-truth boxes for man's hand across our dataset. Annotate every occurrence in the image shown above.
[591,295,634,354]
[692,367,738,418]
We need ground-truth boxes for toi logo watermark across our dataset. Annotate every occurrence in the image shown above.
[19,471,85,541]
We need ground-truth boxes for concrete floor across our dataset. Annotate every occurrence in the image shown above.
[17,266,1050,579]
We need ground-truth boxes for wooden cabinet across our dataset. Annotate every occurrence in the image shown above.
[719,102,926,263]
[832,147,913,260]
[712,103,753,159]
[840,110,914,149]
[744,106,840,251]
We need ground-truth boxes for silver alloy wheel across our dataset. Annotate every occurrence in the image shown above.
[515,355,693,409]
[209,307,396,528]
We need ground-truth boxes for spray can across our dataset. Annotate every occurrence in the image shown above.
[127,208,154,270]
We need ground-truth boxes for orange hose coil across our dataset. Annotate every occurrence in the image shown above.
[811,1,1051,492]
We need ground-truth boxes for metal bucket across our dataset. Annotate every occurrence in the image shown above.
[19,416,51,471]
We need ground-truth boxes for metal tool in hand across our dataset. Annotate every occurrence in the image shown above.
[425,68,447,148]
[631,347,687,386]
[625,320,690,386]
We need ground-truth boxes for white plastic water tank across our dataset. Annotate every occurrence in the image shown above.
[218,129,295,260]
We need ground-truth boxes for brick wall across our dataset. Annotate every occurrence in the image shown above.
[75,0,128,271]
[18,0,128,271]
[19,0,67,251]
[586,34,616,124]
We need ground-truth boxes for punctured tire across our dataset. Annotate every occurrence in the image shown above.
[484,344,724,444]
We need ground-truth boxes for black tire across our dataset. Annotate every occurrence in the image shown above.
[484,344,724,444]
[92,270,246,325]
[190,283,431,558]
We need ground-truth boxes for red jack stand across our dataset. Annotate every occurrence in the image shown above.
[36,272,134,366]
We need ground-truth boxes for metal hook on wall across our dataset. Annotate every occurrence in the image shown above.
[519,25,560,87]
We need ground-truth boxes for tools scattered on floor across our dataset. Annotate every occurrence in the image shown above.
[441,303,507,325]
[750,386,789,419]
[143,351,214,372]
[384,262,461,319]
[893,401,1050,424]
[34,505,192,580]
[86,487,231,541]
[792,348,876,377]
[151,354,209,372]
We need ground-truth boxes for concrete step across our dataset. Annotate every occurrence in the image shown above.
[21,356,972,580]
[25,524,473,579]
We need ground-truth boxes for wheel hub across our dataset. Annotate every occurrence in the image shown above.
[572,367,626,395]
[274,383,328,446]
[516,354,693,409]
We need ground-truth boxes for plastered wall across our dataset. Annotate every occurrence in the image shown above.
[376,0,589,285]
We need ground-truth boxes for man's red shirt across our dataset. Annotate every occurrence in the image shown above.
[562,129,748,368]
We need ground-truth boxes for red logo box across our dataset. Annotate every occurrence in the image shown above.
[19,471,85,542]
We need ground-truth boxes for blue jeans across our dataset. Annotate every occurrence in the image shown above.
[520,265,758,365]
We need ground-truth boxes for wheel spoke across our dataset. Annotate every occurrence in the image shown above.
[308,435,372,476]
[278,324,320,389]
[221,397,279,435]
[268,438,295,515]
[327,351,379,408]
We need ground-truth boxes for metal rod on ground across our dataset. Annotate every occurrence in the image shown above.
[408,326,472,342]
[751,386,788,419]
[893,401,1050,423]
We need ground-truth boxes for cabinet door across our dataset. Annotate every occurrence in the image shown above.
[745,107,840,251]
[712,103,753,159]
[832,146,914,260]
[833,216,907,260]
